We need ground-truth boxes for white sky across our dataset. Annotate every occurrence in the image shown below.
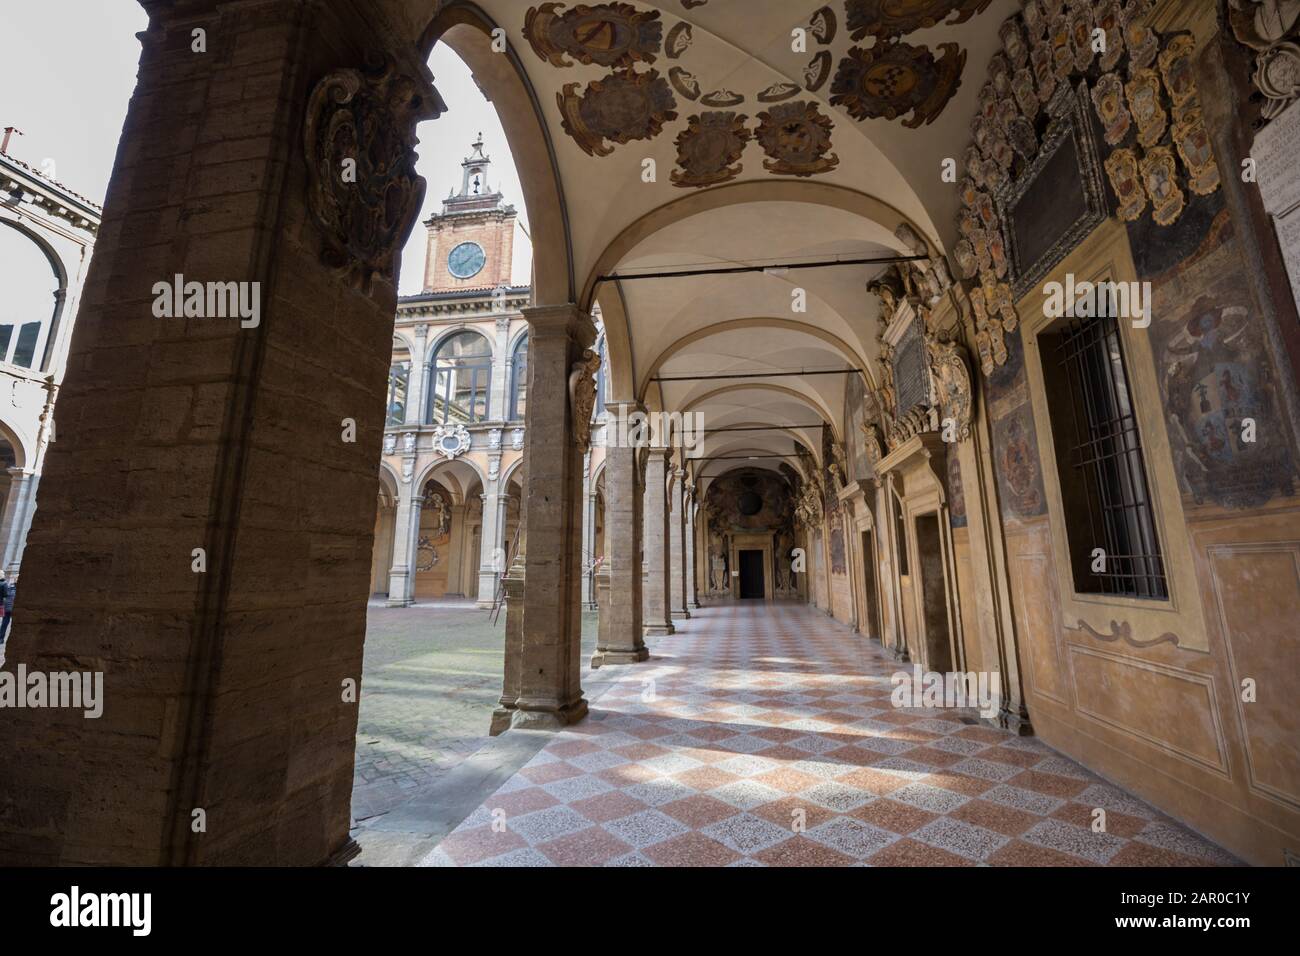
[0,3,530,299]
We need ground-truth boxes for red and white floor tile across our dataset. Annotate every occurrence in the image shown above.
[421,603,1239,867]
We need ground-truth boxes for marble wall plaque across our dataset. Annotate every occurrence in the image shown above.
[1253,98,1300,216]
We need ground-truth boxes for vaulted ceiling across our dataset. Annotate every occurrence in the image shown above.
[378,0,1018,473]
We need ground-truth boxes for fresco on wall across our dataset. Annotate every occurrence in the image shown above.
[1139,207,1298,508]
[980,327,1048,522]
[991,402,1046,520]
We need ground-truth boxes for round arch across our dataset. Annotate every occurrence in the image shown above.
[418,1,574,306]
[638,317,874,402]
[426,325,494,365]
[583,181,941,401]
[0,416,30,470]
[0,217,70,373]
[413,456,489,504]
[682,383,842,444]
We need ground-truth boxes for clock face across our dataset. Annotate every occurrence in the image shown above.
[448,241,486,279]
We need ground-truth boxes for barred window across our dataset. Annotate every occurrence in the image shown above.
[1039,304,1167,600]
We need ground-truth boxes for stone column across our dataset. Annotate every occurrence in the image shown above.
[0,0,443,865]
[669,466,689,620]
[404,323,429,426]
[386,486,422,607]
[491,314,511,422]
[0,468,34,574]
[490,304,594,733]
[477,489,505,608]
[581,452,598,609]
[592,410,646,666]
[687,495,701,608]
[643,447,675,636]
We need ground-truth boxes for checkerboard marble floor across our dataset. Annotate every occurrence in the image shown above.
[421,603,1239,867]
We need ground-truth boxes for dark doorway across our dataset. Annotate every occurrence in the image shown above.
[738,549,765,599]
[861,530,881,641]
[914,513,953,672]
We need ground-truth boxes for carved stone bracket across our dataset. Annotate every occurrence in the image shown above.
[303,56,444,292]
[568,348,602,448]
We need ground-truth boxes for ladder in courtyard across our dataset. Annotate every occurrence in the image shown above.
[489,523,522,626]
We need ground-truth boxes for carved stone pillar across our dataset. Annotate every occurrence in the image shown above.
[0,0,445,866]
[669,467,689,620]
[592,409,647,666]
[642,446,675,637]
[387,488,422,607]
[0,468,35,575]
[491,304,595,732]
[581,455,598,609]
[405,323,430,426]
[476,490,505,608]
[687,496,701,608]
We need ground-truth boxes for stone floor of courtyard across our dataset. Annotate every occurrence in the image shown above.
[419,602,1241,867]
[351,601,598,825]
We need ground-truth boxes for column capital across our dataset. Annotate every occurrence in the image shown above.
[521,303,597,350]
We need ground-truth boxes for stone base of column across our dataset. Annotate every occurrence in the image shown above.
[385,597,414,608]
[591,646,650,668]
[690,599,702,609]
[890,645,910,662]
[491,697,589,734]
[644,623,676,637]
[670,609,691,620]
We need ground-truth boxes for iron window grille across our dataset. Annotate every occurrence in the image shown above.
[1045,302,1167,600]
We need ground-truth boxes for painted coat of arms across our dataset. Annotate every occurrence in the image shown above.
[830,41,966,128]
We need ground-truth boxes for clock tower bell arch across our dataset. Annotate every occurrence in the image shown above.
[421,134,518,293]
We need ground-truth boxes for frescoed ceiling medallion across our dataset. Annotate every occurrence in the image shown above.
[805,50,833,92]
[1158,33,1198,109]
[988,54,1013,97]
[1091,72,1131,145]
[994,97,1020,135]
[958,177,980,207]
[1139,145,1186,226]
[1104,147,1147,221]
[981,270,1017,330]
[987,226,1009,278]
[999,18,1029,70]
[1068,7,1096,72]
[701,89,745,107]
[811,6,838,45]
[671,111,751,188]
[669,66,701,100]
[665,21,692,59]
[1121,5,1159,72]
[558,70,678,157]
[830,41,966,128]
[1126,68,1167,148]
[1022,0,1046,39]
[845,0,993,43]
[1171,108,1221,196]
[1049,15,1074,79]
[756,101,840,177]
[524,2,664,69]
[1007,115,1039,161]
[759,82,802,103]
[1096,2,1125,72]
[1030,40,1057,103]
[1012,67,1039,118]
[954,238,978,279]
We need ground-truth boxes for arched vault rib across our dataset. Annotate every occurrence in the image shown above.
[681,383,840,444]
[419,3,574,305]
[638,318,874,402]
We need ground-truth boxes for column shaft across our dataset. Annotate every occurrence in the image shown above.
[592,422,646,666]
[669,468,689,619]
[643,448,675,636]
[492,304,593,732]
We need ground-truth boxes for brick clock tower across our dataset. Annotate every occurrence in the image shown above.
[422,135,517,294]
